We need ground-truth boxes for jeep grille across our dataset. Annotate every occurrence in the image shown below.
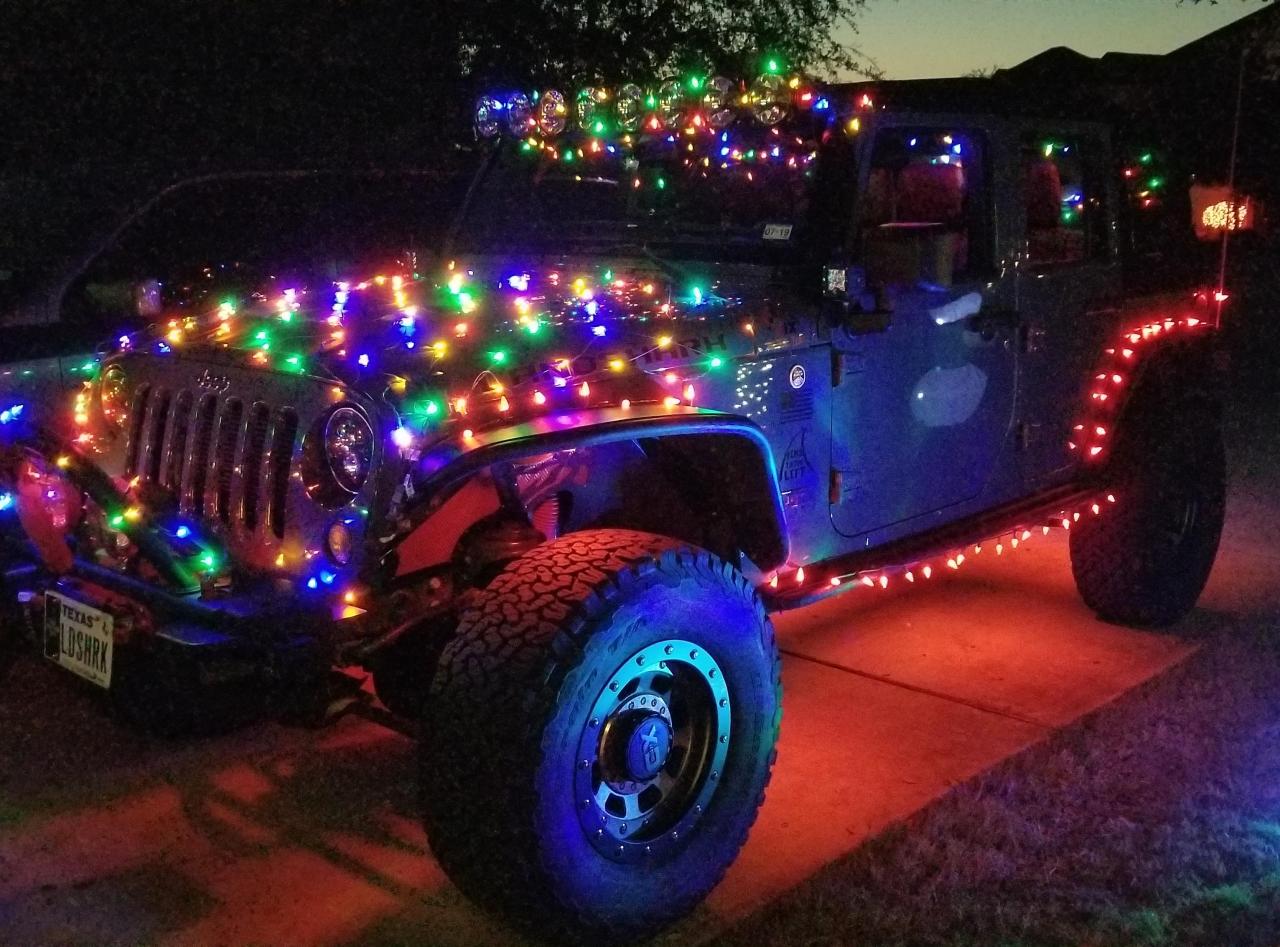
[125,384,299,538]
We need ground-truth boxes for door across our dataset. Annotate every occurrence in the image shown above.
[1012,127,1122,486]
[831,124,1018,539]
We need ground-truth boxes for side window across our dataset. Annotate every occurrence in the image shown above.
[1020,135,1108,267]
[862,128,991,282]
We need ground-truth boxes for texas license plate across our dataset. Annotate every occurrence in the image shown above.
[44,590,114,688]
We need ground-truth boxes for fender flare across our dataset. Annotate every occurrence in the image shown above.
[1072,316,1221,476]
[388,405,789,575]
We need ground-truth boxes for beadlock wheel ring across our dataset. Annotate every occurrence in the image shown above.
[574,638,731,863]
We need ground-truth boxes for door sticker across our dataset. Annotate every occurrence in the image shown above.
[789,365,806,389]
[910,365,988,427]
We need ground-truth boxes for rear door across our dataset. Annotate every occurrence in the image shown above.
[1011,125,1122,487]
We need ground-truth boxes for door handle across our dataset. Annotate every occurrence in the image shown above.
[965,308,1020,340]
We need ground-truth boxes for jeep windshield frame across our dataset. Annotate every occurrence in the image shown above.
[448,126,857,269]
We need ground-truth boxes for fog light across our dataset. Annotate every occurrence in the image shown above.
[327,522,353,565]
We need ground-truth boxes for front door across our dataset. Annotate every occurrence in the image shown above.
[831,123,1019,539]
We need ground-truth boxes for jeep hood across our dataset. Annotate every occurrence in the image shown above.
[112,257,769,446]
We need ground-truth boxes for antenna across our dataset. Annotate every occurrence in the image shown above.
[1216,42,1248,325]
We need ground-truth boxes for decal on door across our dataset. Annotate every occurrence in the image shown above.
[910,365,989,427]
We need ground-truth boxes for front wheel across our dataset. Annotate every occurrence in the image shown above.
[420,529,781,943]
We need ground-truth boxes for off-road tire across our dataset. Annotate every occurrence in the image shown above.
[1070,398,1225,627]
[420,529,781,944]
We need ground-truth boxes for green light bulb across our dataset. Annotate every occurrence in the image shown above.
[490,350,507,364]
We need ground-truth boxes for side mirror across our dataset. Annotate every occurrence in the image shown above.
[865,223,957,289]
[822,264,892,335]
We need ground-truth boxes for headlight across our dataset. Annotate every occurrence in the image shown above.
[323,407,373,493]
[100,365,129,428]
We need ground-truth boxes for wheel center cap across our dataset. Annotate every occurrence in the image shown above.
[623,713,673,781]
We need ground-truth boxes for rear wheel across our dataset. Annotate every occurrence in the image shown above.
[420,529,781,943]
[1070,399,1225,627]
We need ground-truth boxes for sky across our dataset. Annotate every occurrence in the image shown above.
[840,0,1269,79]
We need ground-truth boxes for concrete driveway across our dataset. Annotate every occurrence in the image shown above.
[1,400,1275,947]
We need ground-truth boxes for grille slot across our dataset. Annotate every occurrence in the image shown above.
[268,410,298,539]
[213,398,243,524]
[162,390,193,490]
[124,384,152,477]
[187,395,217,516]
[144,389,172,485]
[125,384,302,541]
[241,403,271,531]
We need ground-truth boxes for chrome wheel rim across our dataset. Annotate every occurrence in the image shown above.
[574,638,731,863]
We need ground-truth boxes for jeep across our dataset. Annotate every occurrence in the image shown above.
[0,74,1228,942]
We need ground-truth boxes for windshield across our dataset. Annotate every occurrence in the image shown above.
[454,124,856,266]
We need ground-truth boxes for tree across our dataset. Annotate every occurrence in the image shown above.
[0,0,876,175]
[448,0,877,86]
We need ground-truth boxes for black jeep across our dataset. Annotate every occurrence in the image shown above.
[0,74,1228,942]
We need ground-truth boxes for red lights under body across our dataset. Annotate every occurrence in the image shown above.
[766,493,1117,599]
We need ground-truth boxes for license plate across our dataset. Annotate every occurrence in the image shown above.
[44,590,114,688]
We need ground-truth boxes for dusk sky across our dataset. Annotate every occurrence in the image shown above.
[841,0,1268,79]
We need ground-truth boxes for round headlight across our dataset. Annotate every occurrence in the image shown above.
[100,365,129,428]
[323,407,373,494]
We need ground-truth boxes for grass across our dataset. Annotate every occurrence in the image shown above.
[710,626,1280,947]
